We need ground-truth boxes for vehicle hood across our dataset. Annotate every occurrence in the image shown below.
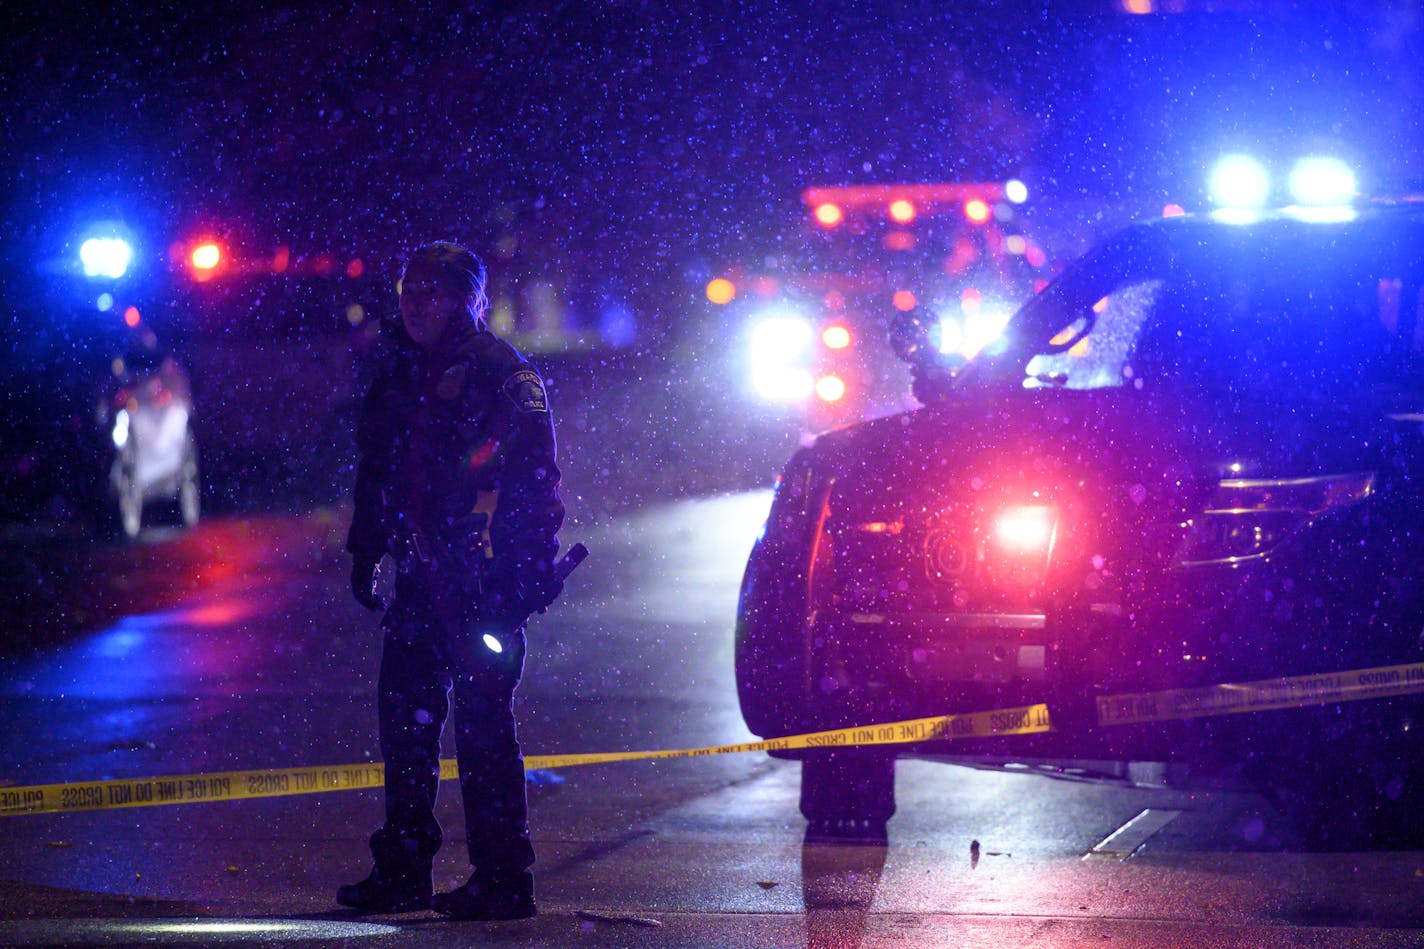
[810,388,1393,497]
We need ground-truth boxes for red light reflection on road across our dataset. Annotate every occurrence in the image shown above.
[15,598,261,701]
[15,513,345,702]
[176,600,253,627]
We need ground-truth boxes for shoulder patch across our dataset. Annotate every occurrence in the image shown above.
[502,368,549,413]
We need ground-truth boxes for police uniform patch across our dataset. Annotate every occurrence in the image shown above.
[503,369,549,413]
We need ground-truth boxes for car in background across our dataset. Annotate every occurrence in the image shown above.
[705,181,1053,435]
[95,343,200,538]
[736,200,1424,846]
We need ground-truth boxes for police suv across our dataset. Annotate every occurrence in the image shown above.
[736,196,1424,847]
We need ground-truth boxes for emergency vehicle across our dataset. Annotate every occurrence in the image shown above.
[706,181,1054,434]
[737,157,1424,848]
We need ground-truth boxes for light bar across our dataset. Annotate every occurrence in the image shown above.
[1288,156,1356,206]
[80,237,133,279]
[1208,154,1270,211]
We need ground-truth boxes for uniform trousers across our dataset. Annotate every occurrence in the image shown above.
[369,568,534,881]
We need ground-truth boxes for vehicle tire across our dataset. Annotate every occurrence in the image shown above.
[1346,717,1424,849]
[1368,755,1424,850]
[1266,714,1424,850]
[800,749,896,842]
[179,435,201,528]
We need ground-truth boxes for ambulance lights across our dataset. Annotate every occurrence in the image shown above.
[706,277,737,304]
[190,242,222,271]
[888,199,916,224]
[814,203,844,227]
[822,325,852,349]
[815,375,847,402]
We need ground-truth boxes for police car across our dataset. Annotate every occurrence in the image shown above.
[96,342,201,539]
[735,193,1424,846]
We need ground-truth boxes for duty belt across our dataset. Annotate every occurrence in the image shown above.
[391,528,436,573]
[389,491,498,577]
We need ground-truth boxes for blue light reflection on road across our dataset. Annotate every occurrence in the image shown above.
[4,600,258,701]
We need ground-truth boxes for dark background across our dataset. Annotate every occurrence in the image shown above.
[3,0,1422,518]
[8,1,1420,295]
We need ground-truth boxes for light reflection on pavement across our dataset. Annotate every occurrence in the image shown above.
[2,496,1423,946]
[10,600,262,701]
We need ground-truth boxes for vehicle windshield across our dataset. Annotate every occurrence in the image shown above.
[961,214,1424,408]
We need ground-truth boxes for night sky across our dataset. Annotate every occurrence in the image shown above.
[4,1,1422,329]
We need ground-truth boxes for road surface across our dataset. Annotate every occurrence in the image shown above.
[1,493,1422,947]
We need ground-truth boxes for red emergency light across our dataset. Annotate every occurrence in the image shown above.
[802,182,1007,221]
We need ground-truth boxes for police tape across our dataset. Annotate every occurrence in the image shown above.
[7,660,1424,818]
[1096,660,1424,727]
[0,704,1052,817]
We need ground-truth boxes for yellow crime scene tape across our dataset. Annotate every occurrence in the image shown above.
[0,704,1051,818]
[1096,660,1424,727]
[6,660,1423,819]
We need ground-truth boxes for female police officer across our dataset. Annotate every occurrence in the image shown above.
[337,242,563,920]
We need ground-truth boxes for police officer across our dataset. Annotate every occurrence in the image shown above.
[337,242,564,920]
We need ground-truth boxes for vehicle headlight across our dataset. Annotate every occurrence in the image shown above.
[112,409,130,449]
[936,302,1014,358]
[748,311,816,402]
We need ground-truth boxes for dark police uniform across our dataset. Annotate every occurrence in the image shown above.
[345,319,563,909]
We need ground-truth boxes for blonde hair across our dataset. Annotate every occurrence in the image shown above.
[402,242,489,323]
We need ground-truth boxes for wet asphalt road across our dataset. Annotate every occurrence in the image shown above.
[1,493,1423,947]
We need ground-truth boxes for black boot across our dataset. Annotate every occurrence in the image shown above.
[335,862,432,913]
[338,823,438,913]
[431,869,536,920]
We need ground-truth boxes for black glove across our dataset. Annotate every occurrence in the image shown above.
[483,590,528,632]
[351,556,386,611]
[485,545,584,624]
[490,569,563,622]
[522,573,565,615]
[527,544,586,612]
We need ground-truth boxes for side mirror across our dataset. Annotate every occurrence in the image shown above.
[888,306,963,406]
